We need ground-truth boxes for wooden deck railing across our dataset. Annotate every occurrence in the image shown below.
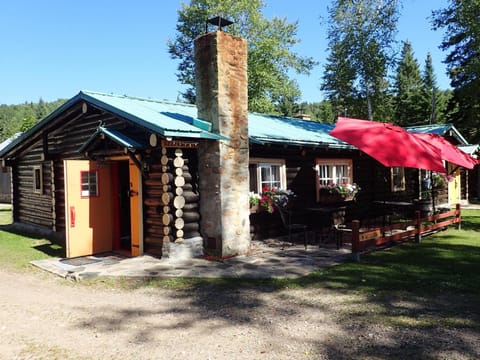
[351,204,461,261]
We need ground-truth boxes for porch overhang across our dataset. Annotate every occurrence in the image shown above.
[79,126,147,155]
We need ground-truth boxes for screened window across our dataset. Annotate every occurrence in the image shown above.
[33,166,43,194]
[81,171,99,197]
[315,159,352,187]
[391,167,405,192]
[249,158,286,193]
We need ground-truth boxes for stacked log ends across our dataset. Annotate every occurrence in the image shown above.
[171,149,201,242]
[144,147,202,257]
[143,148,174,258]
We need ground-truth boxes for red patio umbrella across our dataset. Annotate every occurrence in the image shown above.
[412,132,478,170]
[330,117,446,173]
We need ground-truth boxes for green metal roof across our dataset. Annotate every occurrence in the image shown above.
[406,124,469,145]
[84,91,347,148]
[249,113,350,148]
[80,91,221,139]
[458,144,479,155]
[3,90,473,159]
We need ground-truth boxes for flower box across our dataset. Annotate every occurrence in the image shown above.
[318,193,354,204]
[318,183,359,204]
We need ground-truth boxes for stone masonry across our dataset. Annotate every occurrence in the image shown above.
[195,30,250,256]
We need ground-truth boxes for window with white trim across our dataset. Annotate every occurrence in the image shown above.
[80,171,99,197]
[33,165,43,194]
[391,167,405,192]
[249,158,286,193]
[315,158,353,187]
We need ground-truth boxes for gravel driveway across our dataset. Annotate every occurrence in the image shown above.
[1,268,478,359]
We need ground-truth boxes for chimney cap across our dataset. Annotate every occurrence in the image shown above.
[206,16,233,31]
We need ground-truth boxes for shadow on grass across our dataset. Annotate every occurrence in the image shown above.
[0,223,65,258]
[31,241,64,258]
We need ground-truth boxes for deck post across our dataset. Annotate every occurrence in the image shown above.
[414,210,421,243]
[351,220,360,262]
[456,203,461,230]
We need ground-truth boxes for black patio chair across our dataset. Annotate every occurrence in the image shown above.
[277,206,309,250]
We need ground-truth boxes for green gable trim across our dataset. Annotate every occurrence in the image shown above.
[79,126,147,155]
[406,124,469,145]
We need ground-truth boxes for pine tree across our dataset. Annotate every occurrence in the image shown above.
[432,0,480,142]
[393,41,425,126]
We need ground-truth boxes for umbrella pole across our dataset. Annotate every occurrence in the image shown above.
[430,171,435,215]
[430,172,436,216]
[382,174,387,236]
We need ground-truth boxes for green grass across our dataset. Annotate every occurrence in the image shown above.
[0,206,12,225]
[0,206,479,296]
[290,209,480,294]
[0,230,63,270]
[0,206,63,270]
[116,209,480,294]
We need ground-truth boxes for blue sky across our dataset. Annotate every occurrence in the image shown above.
[1,0,449,105]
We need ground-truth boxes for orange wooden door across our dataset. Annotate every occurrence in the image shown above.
[64,160,114,257]
[129,159,143,256]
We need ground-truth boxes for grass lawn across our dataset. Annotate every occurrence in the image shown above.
[0,206,479,294]
[0,205,63,270]
[298,209,480,294]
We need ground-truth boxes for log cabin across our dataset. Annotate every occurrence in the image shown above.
[0,29,477,259]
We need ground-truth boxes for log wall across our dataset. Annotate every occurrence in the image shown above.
[0,168,11,203]
[143,147,201,257]
[12,151,54,228]
[11,102,146,236]
[250,143,424,207]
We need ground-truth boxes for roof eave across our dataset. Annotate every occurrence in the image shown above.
[249,136,354,149]
[0,92,85,158]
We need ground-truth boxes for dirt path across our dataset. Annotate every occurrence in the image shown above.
[1,268,478,359]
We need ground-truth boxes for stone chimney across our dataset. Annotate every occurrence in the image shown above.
[195,30,250,256]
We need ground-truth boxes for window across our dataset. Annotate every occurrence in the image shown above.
[33,165,43,194]
[80,171,99,197]
[391,167,405,192]
[249,158,286,193]
[315,159,353,201]
[315,159,352,186]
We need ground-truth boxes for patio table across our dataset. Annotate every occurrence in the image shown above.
[373,200,414,218]
[304,205,349,244]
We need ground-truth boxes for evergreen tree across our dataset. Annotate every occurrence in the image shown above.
[393,41,425,126]
[299,101,335,123]
[420,53,452,123]
[274,79,301,117]
[0,99,66,142]
[432,0,480,142]
[168,0,316,114]
[421,53,438,123]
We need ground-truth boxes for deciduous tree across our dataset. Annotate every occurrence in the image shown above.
[168,0,316,114]
[322,0,400,121]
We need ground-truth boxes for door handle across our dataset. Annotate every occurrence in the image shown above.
[70,206,76,227]
[128,190,138,197]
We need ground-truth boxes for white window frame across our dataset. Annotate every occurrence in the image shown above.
[391,167,405,192]
[249,158,286,193]
[33,165,43,194]
[315,158,353,202]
